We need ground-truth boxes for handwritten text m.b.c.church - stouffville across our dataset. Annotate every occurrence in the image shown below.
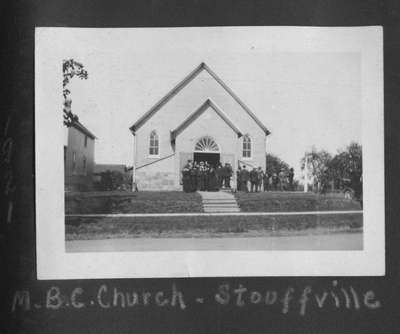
[11,281,381,316]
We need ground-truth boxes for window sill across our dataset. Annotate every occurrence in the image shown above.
[148,155,160,159]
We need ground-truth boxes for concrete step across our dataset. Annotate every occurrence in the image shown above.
[203,203,239,208]
[203,203,238,208]
[203,203,237,206]
[203,208,241,212]
[204,208,238,211]
[203,199,236,201]
[202,201,238,204]
[203,201,237,205]
[203,199,237,203]
[203,207,240,210]
[202,194,235,199]
[203,205,240,210]
[198,189,240,213]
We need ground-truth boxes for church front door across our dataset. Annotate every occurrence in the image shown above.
[193,152,220,167]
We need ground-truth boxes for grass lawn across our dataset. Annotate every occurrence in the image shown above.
[65,213,363,240]
[65,191,203,214]
[234,191,362,212]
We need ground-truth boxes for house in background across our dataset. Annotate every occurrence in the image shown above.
[130,62,270,190]
[64,119,96,191]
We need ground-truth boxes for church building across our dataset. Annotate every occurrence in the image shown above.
[130,62,270,190]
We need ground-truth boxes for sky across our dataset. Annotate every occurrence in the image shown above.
[61,27,362,177]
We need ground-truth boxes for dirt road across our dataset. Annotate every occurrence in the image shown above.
[66,232,362,252]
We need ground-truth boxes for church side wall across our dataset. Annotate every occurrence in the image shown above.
[134,117,177,190]
[238,127,266,171]
[135,120,174,168]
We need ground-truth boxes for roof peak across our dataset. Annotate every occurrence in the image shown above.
[71,119,97,139]
[170,98,242,141]
[130,63,270,135]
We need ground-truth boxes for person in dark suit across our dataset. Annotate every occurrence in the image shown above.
[224,163,232,188]
[263,171,270,191]
[216,162,223,189]
[240,165,250,192]
[198,161,205,191]
[208,165,218,191]
[236,166,242,191]
[278,170,286,191]
[204,162,210,191]
[288,168,295,191]
[250,167,258,192]
[195,163,201,191]
[272,172,279,191]
[190,162,198,192]
[181,163,191,192]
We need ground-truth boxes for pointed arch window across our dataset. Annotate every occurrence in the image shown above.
[149,130,159,156]
[242,135,252,159]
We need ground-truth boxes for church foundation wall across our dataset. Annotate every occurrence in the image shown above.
[135,154,180,191]
[136,170,179,191]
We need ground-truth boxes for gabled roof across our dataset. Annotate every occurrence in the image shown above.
[130,62,270,135]
[170,99,242,141]
[71,119,96,139]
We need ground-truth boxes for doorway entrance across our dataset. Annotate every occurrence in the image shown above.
[193,152,220,167]
[193,136,221,167]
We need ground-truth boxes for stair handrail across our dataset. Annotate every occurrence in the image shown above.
[238,159,256,169]
[136,153,175,170]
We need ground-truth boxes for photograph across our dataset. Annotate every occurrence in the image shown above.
[35,26,384,278]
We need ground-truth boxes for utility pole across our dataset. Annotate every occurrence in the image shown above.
[304,155,309,193]
[132,133,137,192]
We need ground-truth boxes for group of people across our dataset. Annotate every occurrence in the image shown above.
[181,160,295,193]
[237,166,295,192]
[181,161,233,192]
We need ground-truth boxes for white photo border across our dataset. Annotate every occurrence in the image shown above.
[35,26,384,279]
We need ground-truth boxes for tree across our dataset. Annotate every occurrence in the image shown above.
[63,59,88,126]
[327,142,362,197]
[327,151,348,189]
[301,147,332,193]
[265,153,290,175]
[346,142,362,179]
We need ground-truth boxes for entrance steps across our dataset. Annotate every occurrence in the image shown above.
[198,190,240,213]
[220,188,234,193]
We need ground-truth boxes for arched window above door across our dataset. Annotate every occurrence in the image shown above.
[194,136,219,152]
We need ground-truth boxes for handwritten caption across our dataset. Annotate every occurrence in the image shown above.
[11,281,381,316]
[1,115,15,225]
